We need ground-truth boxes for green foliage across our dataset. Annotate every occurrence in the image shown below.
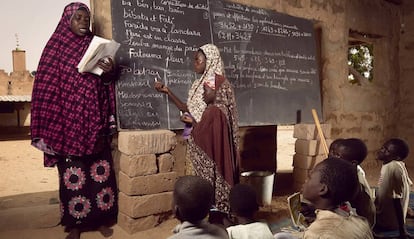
[348,44,374,85]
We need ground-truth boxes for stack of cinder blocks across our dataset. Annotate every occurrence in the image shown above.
[292,124,332,191]
[115,130,179,234]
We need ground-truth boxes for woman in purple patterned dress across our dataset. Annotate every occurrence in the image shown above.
[30,2,117,239]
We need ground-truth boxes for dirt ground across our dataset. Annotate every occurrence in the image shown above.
[0,126,399,238]
[0,130,58,197]
[0,126,295,198]
[0,126,294,238]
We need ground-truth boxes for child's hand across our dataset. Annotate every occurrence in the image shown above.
[180,113,193,125]
[154,81,168,94]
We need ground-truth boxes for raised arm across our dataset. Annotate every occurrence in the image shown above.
[154,81,189,112]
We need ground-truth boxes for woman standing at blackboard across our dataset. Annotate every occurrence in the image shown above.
[155,44,240,213]
[30,3,117,239]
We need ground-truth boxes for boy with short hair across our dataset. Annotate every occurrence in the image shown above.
[330,138,376,228]
[275,158,373,239]
[301,158,373,238]
[375,138,413,238]
[167,175,229,239]
[330,138,372,197]
[225,184,274,239]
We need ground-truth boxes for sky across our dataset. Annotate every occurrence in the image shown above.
[1,0,90,73]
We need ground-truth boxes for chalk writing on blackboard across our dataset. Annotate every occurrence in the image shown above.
[210,0,321,125]
[111,0,211,129]
[111,0,321,129]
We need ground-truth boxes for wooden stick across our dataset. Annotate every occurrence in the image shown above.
[311,109,329,157]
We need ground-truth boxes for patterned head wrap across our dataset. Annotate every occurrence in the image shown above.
[31,2,115,163]
[59,2,90,30]
[188,44,225,122]
[199,44,225,78]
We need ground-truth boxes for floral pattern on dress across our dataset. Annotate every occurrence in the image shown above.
[63,167,86,191]
[68,195,91,219]
[96,187,115,211]
[90,160,111,183]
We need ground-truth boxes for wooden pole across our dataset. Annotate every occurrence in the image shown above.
[311,109,329,157]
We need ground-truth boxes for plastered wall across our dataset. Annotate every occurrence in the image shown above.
[92,0,410,171]
[398,1,414,167]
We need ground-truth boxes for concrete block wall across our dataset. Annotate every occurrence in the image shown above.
[292,124,332,191]
[115,130,178,234]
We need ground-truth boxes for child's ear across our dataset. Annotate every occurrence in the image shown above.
[174,205,182,220]
[319,183,329,197]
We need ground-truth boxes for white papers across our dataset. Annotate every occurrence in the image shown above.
[77,36,120,75]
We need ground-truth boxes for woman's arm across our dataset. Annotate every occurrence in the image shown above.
[154,81,188,112]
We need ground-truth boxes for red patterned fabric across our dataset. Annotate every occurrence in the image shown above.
[31,2,115,166]
[188,75,240,212]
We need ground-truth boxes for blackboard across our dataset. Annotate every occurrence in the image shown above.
[111,0,321,130]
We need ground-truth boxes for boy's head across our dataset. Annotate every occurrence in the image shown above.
[173,175,214,223]
[328,138,344,158]
[229,184,259,218]
[329,138,367,165]
[377,138,409,162]
[302,157,359,208]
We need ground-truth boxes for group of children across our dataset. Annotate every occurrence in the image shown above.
[168,175,274,239]
[167,138,413,239]
[326,137,413,238]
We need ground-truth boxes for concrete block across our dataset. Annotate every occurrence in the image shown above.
[119,153,157,177]
[118,192,173,218]
[295,139,318,155]
[118,171,178,196]
[293,181,304,192]
[117,212,161,234]
[295,139,333,156]
[158,153,175,173]
[293,167,311,184]
[118,130,177,155]
[293,154,326,170]
[293,124,331,140]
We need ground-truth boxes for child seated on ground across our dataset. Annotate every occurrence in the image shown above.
[330,138,376,228]
[374,138,413,238]
[275,157,373,239]
[225,184,274,239]
[300,138,375,227]
[167,175,229,239]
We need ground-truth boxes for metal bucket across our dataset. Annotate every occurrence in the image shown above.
[240,171,275,206]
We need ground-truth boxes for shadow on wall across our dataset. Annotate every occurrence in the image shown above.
[239,125,277,173]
